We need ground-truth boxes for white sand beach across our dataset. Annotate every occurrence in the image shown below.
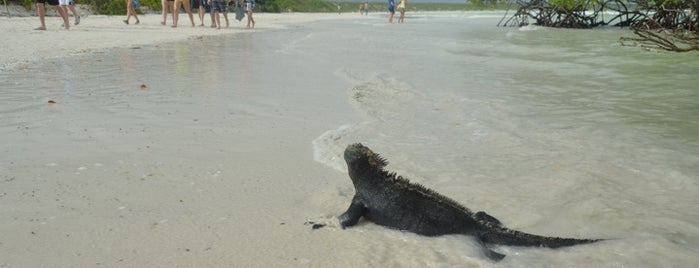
[0,8,342,71]
[2,6,698,268]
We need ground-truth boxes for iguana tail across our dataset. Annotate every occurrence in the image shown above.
[478,225,601,248]
[473,220,601,261]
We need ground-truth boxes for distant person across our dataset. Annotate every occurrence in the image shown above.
[244,0,255,28]
[34,0,70,30]
[211,0,229,29]
[123,0,140,24]
[172,0,196,27]
[161,0,173,25]
[60,0,80,25]
[221,1,230,27]
[190,0,209,27]
[358,3,363,15]
[397,0,406,23]
[387,0,395,23]
[364,2,369,16]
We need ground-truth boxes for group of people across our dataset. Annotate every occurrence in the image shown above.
[33,0,256,30]
[358,2,368,16]
[388,0,406,23]
[34,0,81,30]
[152,0,255,29]
[358,0,407,23]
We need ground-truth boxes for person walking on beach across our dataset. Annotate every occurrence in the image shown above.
[364,2,369,16]
[210,0,228,29]
[60,0,80,25]
[123,0,140,24]
[172,0,196,27]
[161,0,173,25]
[387,0,395,23]
[34,0,70,30]
[244,0,255,28]
[190,0,209,27]
[397,0,406,23]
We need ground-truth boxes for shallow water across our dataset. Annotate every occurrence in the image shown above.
[2,11,698,267]
[311,12,699,266]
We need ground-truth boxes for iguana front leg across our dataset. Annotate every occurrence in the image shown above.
[338,198,367,229]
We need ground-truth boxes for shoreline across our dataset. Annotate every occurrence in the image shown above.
[0,11,348,71]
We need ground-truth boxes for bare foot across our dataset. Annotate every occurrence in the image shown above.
[34,26,46,30]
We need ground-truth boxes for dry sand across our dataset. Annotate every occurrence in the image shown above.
[0,7,343,71]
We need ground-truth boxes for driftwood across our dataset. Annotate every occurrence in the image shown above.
[500,0,699,53]
[620,23,699,52]
[499,0,644,28]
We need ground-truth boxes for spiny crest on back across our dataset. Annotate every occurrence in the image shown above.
[345,143,472,215]
[380,166,473,216]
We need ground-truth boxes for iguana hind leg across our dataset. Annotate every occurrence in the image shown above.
[475,211,503,226]
[477,232,506,261]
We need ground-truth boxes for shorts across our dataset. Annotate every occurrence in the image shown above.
[37,0,59,5]
[211,0,226,12]
[388,7,394,13]
[190,0,207,9]
[58,0,68,5]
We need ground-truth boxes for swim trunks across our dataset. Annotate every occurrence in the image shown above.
[211,0,226,12]
[190,0,207,9]
[36,0,59,5]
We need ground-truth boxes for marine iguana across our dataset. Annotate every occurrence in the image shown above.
[337,143,601,261]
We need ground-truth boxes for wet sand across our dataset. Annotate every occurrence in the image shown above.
[1,10,367,267]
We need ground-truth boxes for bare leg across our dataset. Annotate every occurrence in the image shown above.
[182,0,195,27]
[198,6,204,26]
[161,0,168,25]
[246,11,254,28]
[68,4,80,25]
[131,6,140,24]
[55,5,70,29]
[172,0,179,27]
[35,3,47,30]
[213,11,220,29]
[223,12,229,28]
[210,7,216,28]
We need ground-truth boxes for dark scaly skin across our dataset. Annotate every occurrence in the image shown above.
[338,143,601,261]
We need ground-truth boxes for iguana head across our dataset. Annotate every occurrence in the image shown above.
[344,143,388,170]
